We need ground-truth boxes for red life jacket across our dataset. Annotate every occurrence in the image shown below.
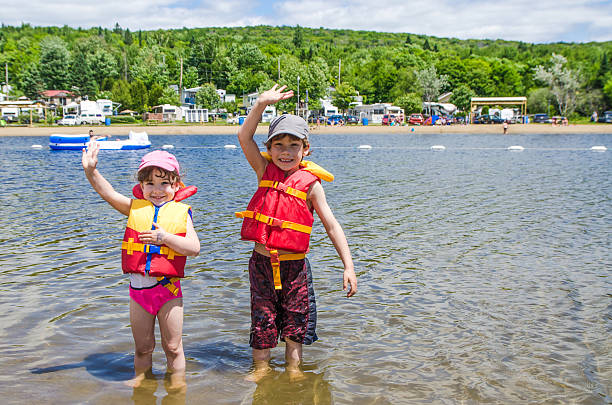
[121,199,191,277]
[236,159,333,253]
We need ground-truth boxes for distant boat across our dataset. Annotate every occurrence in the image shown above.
[49,131,151,151]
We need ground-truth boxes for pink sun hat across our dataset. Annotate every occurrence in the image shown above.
[138,150,180,175]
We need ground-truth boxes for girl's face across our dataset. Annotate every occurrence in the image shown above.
[267,134,309,174]
[140,168,180,206]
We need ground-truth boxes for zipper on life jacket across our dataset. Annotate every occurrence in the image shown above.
[144,204,162,274]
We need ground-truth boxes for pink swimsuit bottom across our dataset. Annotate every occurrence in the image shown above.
[129,280,182,315]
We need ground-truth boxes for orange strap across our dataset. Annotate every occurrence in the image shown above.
[235,211,312,234]
[268,250,306,290]
[122,238,181,260]
[258,180,307,200]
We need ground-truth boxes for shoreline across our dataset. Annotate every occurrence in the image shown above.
[1,123,612,136]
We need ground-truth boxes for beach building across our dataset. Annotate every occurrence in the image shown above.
[0,99,46,122]
[148,104,183,122]
[96,99,121,117]
[350,103,404,124]
[40,90,79,108]
[245,92,277,122]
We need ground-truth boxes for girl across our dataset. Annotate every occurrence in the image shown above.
[82,144,200,388]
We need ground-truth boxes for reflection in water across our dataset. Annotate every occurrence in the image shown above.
[130,372,186,405]
[252,368,332,405]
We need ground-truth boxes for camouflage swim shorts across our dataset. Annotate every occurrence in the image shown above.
[248,251,318,349]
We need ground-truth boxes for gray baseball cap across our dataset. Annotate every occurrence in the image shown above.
[266,114,309,142]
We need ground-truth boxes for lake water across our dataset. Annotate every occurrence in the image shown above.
[0,132,610,404]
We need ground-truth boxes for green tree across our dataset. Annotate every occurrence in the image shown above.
[182,66,199,89]
[293,25,304,49]
[450,84,476,112]
[158,86,181,106]
[111,79,132,112]
[394,93,422,114]
[88,49,118,89]
[534,53,580,116]
[332,82,357,113]
[39,36,71,89]
[527,88,553,114]
[196,83,221,110]
[18,63,44,99]
[130,79,148,112]
[148,83,164,107]
[603,75,612,107]
[131,45,169,89]
[415,65,448,115]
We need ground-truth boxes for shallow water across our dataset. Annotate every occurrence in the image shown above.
[0,132,610,404]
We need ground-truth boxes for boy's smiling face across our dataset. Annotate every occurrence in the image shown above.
[267,134,309,174]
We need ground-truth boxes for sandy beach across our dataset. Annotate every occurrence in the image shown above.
[1,123,611,136]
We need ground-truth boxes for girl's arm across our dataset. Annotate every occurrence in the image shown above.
[237,84,294,180]
[82,142,131,216]
[309,182,358,297]
[139,215,200,257]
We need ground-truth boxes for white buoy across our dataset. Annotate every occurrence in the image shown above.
[31,144,43,149]
[358,144,372,149]
[430,145,446,151]
[507,145,524,151]
[224,144,237,149]
[162,144,174,149]
[590,145,607,152]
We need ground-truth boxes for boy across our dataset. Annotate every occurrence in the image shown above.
[236,84,357,381]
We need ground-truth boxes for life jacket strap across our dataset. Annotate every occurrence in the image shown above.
[156,276,180,296]
[235,211,312,234]
[268,250,306,290]
[258,180,307,200]
[122,238,181,260]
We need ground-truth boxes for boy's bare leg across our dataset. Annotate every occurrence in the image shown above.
[245,348,272,382]
[126,299,156,387]
[285,339,305,382]
[158,298,186,391]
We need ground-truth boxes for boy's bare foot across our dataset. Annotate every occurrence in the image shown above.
[286,366,306,382]
[244,365,273,382]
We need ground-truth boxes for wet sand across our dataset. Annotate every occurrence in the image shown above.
[1,123,611,136]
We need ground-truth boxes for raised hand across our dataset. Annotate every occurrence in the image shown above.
[82,141,100,174]
[258,84,294,106]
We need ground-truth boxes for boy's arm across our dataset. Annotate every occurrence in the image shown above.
[237,84,294,179]
[309,182,358,297]
[139,215,201,257]
[82,142,131,216]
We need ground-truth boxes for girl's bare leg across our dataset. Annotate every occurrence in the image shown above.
[158,298,185,390]
[126,299,156,387]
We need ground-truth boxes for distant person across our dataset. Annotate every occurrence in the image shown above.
[88,129,107,141]
[236,85,357,382]
[82,147,200,389]
[503,121,508,134]
[591,111,598,122]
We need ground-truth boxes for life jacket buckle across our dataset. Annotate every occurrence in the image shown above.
[275,181,288,193]
[268,217,284,228]
[146,244,161,254]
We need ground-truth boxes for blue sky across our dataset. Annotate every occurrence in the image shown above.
[1,0,611,43]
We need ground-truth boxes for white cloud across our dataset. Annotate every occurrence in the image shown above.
[1,0,610,43]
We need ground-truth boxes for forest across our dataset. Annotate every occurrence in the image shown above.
[1,23,611,117]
